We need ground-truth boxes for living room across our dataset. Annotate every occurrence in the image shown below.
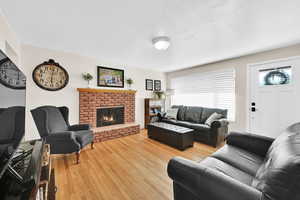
[0,1,300,200]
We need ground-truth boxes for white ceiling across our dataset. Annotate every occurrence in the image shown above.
[1,0,300,72]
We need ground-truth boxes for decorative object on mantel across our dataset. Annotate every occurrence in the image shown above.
[154,80,161,91]
[97,66,124,88]
[82,73,93,88]
[32,59,69,91]
[145,79,153,91]
[153,91,165,99]
[126,78,134,90]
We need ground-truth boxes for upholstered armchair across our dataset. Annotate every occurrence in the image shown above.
[0,106,25,147]
[31,106,94,164]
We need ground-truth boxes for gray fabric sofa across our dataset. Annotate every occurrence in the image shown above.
[159,105,229,147]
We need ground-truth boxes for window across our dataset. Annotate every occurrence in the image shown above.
[259,66,292,86]
[170,69,236,121]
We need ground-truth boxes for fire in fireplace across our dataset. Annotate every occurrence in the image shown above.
[97,106,124,127]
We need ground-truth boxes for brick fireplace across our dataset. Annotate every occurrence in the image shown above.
[96,106,124,127]
[77,88,140,142]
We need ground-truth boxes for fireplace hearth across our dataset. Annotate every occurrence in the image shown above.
[97,106,124,127]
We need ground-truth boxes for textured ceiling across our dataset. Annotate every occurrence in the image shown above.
[1,0,300,72]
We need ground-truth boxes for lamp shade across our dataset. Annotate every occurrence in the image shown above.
[166,88,175,95]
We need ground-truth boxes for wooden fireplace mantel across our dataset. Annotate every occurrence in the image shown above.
[77,88,137,94]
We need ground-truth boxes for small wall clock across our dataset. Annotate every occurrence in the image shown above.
[0,53,26,90]
[32,59,69,91]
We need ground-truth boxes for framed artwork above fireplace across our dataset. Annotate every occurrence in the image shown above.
[97,66,124,88]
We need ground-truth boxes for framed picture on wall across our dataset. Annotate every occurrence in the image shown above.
[154,80,161,91]
[97,66,124,88]
[145,79,153,91]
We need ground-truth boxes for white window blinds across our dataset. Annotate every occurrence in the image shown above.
[170,69,236,121]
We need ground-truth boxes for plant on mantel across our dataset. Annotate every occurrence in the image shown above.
[153,91,165,99]
[126,78,134,90]
[82,73,93,88]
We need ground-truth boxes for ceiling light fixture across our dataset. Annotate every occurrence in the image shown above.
[152,36,170,50]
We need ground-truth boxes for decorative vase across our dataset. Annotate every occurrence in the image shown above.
[87,81,91,88]
[128,84,132,90]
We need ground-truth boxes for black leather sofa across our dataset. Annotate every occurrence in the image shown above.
[159,105,229,147]
[168,122,300,200]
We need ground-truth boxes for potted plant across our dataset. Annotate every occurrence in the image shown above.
[126,78,134,90]
[82,73,93,88]
[153,91,165,99]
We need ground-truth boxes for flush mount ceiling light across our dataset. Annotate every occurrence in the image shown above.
[152,36,170,50]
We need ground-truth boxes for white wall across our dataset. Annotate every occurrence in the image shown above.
[0,10,166,141]
[2,7,300,139]
[22,44,166,140]
[0,84,26,107]
[0,9,20,66]
[167,44,300,132]
[0,10,25,108]
[0,11,24,108]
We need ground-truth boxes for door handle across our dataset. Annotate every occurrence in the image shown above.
[251,107,256,112]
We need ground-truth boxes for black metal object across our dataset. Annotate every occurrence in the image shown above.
[97,106,124,127]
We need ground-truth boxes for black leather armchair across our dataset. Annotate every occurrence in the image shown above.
[31,106,94,164]
[168,123,300,200]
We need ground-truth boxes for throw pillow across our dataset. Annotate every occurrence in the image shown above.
[205,112,222,126]
[165,108,179,119]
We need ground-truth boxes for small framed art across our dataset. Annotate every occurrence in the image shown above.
[145,79,153,91]
[154,80,161,91]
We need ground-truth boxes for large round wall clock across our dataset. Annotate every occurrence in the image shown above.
[32,59,69,91]
[0,57,26,90]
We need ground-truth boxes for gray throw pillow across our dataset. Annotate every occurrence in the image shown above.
[205,112,222,126]
[165,108,179,119]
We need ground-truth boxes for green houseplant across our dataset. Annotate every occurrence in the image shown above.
[126,78,134,90]
[82,73,93,88]
[153,91,165,99]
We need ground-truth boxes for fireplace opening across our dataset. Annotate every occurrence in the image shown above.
[97,106,124,127]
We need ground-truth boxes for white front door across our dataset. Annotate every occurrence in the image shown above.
[248,57,300,138]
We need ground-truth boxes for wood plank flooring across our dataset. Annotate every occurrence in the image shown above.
[52,130,218,200]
